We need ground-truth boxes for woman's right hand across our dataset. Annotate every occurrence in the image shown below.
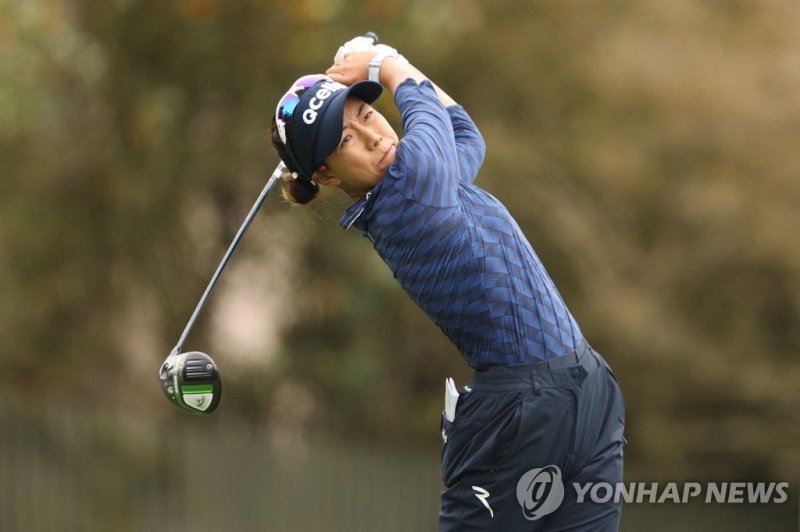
[326,51,376,86]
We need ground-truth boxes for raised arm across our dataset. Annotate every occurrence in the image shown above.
[448,106,486,184]
[381,57,486,185]
[327,51,485,188]
[327,51,463,205]
[326,51,457,109]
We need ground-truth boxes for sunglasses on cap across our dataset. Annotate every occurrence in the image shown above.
[274,74,333,147]
[275,74,378,179]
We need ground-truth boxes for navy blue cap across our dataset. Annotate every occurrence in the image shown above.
[289,79,383,178]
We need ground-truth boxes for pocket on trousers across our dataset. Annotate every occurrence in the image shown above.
[440,414,482,488]
[491,400,523,465]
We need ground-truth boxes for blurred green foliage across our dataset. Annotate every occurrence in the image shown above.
[1,0,798,483]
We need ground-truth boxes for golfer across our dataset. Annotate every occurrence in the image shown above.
[270,43,625,531]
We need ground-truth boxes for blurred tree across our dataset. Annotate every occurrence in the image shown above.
[0,0,797,481]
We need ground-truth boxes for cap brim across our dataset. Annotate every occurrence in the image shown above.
[347,80,383,106]
[312,80,384,168]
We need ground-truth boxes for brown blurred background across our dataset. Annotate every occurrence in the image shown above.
[1,0,798,530]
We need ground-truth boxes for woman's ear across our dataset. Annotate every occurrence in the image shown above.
[313,165,340,187]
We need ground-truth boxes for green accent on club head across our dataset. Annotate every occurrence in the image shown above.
[181,384,215,394]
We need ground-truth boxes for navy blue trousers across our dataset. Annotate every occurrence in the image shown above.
[439,344,625,531]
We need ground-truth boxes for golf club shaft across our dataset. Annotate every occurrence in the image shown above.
[171,31,378,356]
[172,163,285,355]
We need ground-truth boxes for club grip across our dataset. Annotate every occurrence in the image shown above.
[364,32,379,44]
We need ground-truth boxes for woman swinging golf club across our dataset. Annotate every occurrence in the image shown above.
[271,38,626,531]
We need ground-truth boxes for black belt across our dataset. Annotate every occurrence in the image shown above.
[468,343,600,392]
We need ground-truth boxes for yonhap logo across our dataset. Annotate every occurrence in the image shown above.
[516,465,565,521]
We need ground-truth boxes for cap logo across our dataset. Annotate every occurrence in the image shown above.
[302,81,346,125]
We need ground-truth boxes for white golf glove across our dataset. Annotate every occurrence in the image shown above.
[372,44,400,58]
[334,36,376,63]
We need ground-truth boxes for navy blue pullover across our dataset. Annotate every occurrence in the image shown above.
[340,80,582,369]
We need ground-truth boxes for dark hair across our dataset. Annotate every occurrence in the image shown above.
[270,88,321,205]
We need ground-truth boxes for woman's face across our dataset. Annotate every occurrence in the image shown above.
[322,97,399,199]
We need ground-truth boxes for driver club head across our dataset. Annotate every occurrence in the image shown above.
[159,351,222,414]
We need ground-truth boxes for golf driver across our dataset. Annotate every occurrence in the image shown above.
[158,162,284,414]
[159,32,379,414]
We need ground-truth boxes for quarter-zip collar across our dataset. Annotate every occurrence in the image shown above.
[339,175,386,231]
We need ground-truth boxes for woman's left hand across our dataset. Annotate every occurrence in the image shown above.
[325,51,376,86]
